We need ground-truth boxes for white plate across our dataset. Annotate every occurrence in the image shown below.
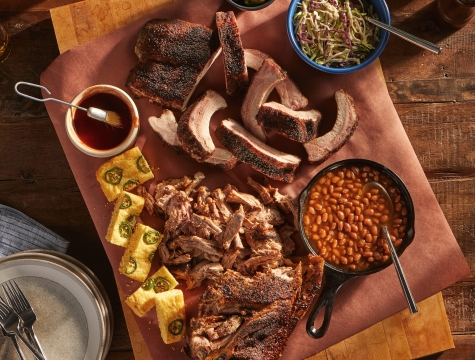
[0,251,111,360]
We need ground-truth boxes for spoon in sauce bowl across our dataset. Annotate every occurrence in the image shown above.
[362,181,418,314]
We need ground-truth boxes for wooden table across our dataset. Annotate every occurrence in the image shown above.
[0,0,474,359]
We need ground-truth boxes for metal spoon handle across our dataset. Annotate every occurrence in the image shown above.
[382,226,418,314]
[366,17,441,55]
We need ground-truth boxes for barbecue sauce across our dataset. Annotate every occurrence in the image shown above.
[73,93,132,150]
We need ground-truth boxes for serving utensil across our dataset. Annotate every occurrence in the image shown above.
[14,82,122,128]
[0,298,45,360]
[356,0,441,54]
[3,280,47,359]
[1,324,26,360]
[362,182,418,314]
[299,159,415,339]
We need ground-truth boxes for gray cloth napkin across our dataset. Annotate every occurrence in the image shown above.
[0,205,69,257]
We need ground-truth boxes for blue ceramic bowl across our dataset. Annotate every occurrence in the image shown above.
[287,0,390,74]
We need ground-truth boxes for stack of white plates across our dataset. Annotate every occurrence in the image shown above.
[0,250,113,360]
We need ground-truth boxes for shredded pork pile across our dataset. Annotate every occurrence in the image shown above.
[138,173,324,360]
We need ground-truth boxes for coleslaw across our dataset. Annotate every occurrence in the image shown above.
[293,0,380,68]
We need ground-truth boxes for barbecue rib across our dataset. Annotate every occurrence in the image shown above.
[135,19,220,68]
[216,119,301,183]
[241,58,286,142]
[304,89,358,164]
[148,111,238,170]
[177,90,227,162]
[216,11,249,96]
[244,48,308,110]
[257,101,321,143]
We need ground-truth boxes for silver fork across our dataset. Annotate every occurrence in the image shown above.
[2,280,47,359]
[0,298,45,360]
[1,324,26,360]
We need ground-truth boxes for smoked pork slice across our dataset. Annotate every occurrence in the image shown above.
[257,101,321,143]
[216,119,301,183]
[216,11,249,96]
[177,90,227,162]
[148,111,238,170]
[241,58,286,142]
[126,59,205,111]
[304,89,358,164]
[244,48,308,110]
[135,19,220,69]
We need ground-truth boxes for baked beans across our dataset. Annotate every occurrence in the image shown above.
[303,165,408,271]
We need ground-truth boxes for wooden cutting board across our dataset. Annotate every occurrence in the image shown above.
[49,1,455,359]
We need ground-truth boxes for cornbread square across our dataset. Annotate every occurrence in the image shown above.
[96,147,154,202]
[155,289,186,344]
[119,223,162,282]
[106,191,145,247]
[125,266,179,317]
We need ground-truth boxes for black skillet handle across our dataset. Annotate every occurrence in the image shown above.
[306,271,347,339]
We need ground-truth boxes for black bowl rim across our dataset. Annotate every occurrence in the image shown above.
[298,158,416,276]
[226,0,276,11]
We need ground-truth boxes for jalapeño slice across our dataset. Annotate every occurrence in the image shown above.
[125,257,137,274]
[105,167,122,184]
[136,155,151,173]
[123,179,139,191]
[143,230,161,244]
[148,251,155,262]
[120,194,132,209]
[154,277,171,293]
[119,222,132,238]
[126,214,138,227]
[168,319,183,335]
[141,277,155,291]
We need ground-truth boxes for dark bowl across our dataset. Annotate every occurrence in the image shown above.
[287,0,391,74]
[298,158,415,338]
[226,0,275,11]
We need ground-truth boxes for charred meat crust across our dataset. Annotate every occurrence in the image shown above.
[216,11,249,96]
[177,90,227,162]
[303,89,358,164]
[126,59,201,111]
[216,119,301,183]
[135,18,220,69]
[241,58,286,143]
[257,102,322,143]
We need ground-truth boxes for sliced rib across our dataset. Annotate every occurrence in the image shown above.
[149,111,238,170]
[257,101,321,143]
[216,11,249,96]
[216,119,301,183]
[127,47,221,111]
[241,58,286,142]
[177,90,227,162]
[304,89,358,164]
[148,110,184,154]
[135,19,220,69]
[244,49,308,110]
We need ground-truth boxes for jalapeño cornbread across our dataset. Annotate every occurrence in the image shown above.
[106,191,145,247]
[125,265,179,317]
[119,223,163,282]
[155,289,186,344]
[96,146,154,202]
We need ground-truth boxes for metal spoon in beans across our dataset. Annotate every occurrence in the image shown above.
[362,181,418,314]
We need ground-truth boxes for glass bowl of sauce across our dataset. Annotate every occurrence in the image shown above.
[65,85,139,157]
[226,0,275,11]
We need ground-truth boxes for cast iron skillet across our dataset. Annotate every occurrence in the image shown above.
[298,159,415,339]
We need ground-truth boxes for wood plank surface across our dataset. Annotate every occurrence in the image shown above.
[0,0,474,359]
